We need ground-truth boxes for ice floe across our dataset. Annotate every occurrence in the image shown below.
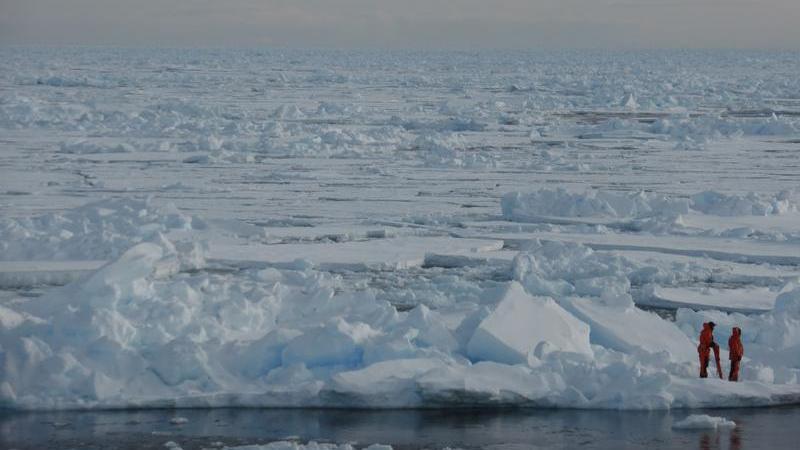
[2,200,800,410]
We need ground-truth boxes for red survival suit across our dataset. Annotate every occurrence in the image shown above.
[728,327,744,382]
[698,322,722,379]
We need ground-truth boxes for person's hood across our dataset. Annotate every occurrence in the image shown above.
[703,322,712,331]
[732,327,741,337]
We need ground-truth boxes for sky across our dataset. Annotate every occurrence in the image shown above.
[1,0,798,49]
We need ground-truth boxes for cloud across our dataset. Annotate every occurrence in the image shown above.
[0,0,797,48]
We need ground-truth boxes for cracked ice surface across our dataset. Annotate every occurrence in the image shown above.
[2,48,800,410]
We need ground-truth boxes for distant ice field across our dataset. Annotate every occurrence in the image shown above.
[1,48,800,410]
[2,48,799,220]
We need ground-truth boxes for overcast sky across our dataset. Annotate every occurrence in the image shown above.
[1,0,798,49]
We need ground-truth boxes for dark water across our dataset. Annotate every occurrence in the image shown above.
[3,407,799,450]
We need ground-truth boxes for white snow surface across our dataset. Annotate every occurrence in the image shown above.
[2,48,800,411]
[646,286,776,313]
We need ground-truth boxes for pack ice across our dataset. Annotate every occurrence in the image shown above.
[2,48,800,411]
[1,199,800,410]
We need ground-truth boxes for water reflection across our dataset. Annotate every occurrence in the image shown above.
[730,426,742,450]
[1,406,799,449]
[699,432,719,450]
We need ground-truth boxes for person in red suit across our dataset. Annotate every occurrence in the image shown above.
[698,322,722,379]
[728,327,744,382]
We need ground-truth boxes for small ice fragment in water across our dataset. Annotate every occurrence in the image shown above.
[673,414,736,429]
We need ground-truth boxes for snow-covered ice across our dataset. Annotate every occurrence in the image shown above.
[466,282,593,364]
[645,285,776,313]
[1,48,800,411]
[208,237,504,271]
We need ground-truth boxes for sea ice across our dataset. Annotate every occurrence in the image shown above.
[2,48,800,412]
[2,200,800,410]
[466,282,592,364]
